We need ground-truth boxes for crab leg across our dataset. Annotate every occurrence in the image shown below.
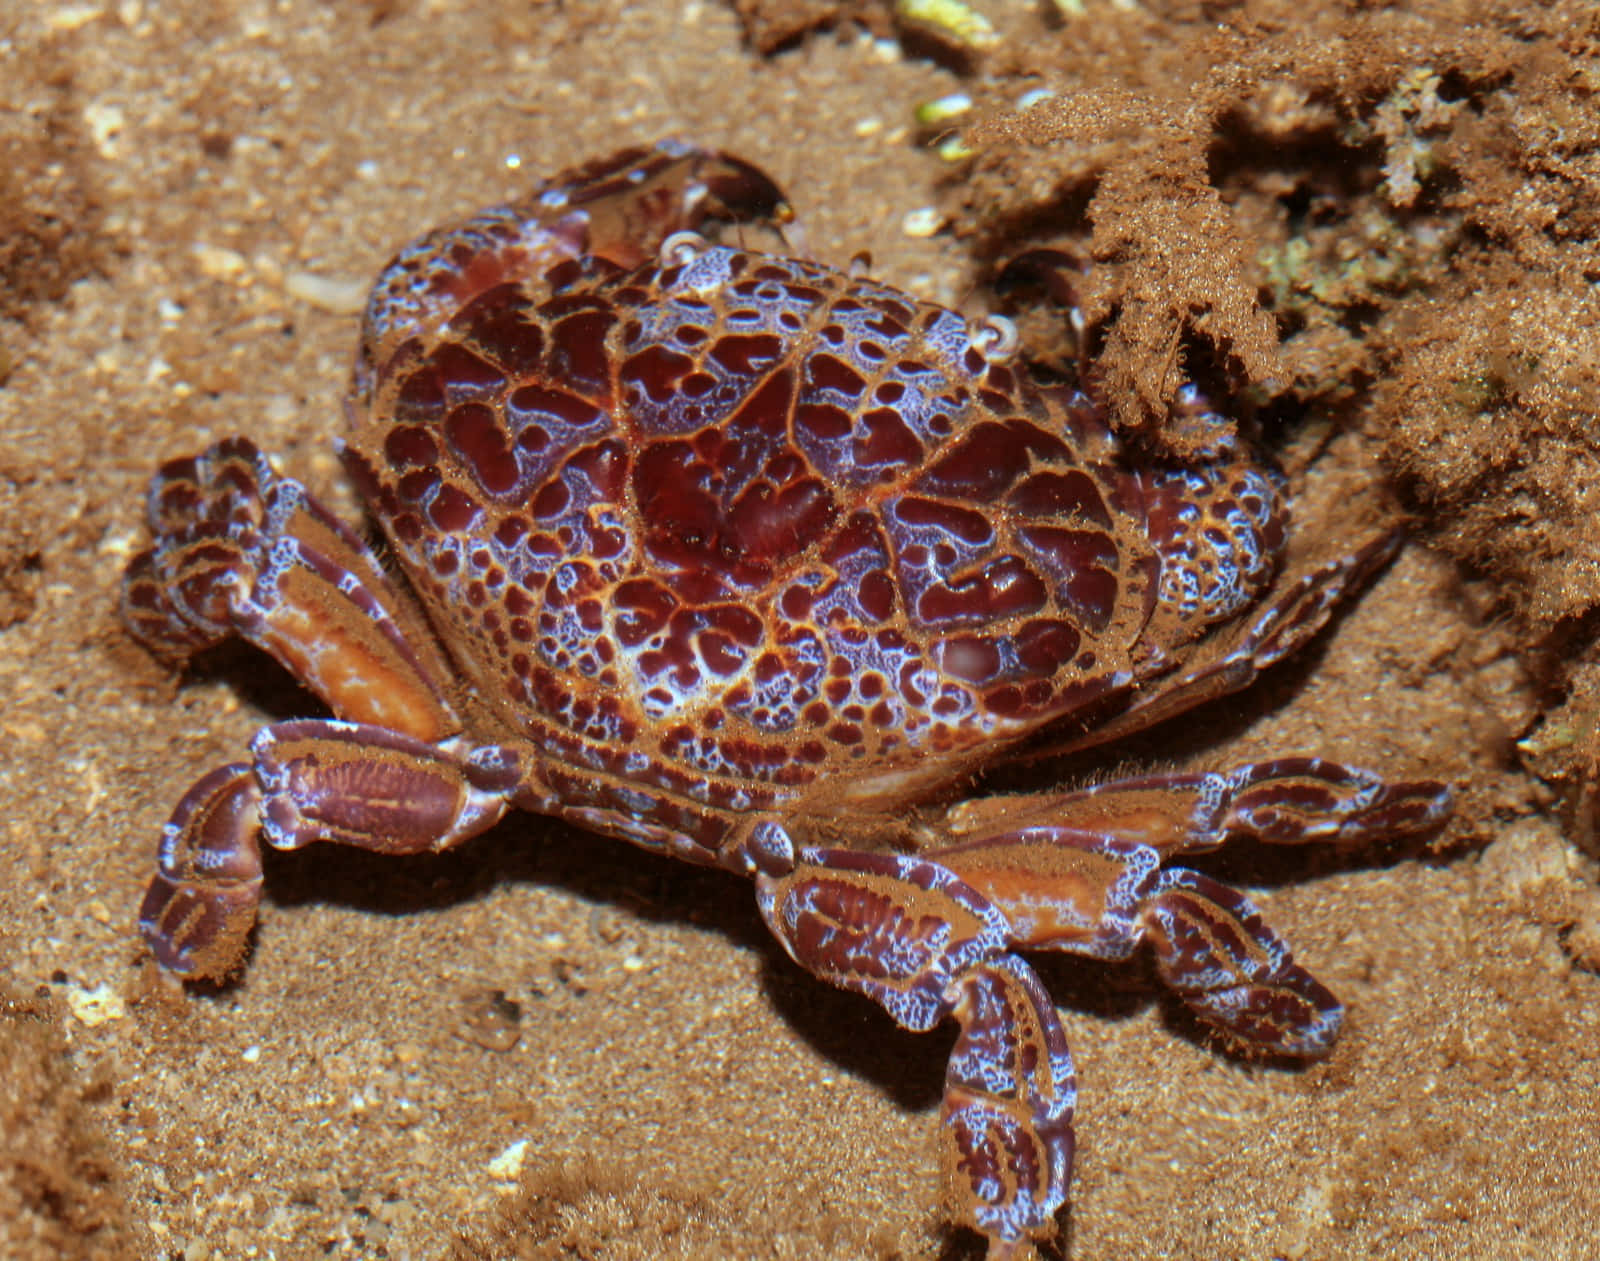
[121,437,460,742]
[932,760,1452,1056]
[137,762,265,980]
[936,827,1339,1055]
[123,438,530,978]
[140,719,522,979]
[756,851,1076,1253]
[945,756,1455,854]
[1141,867,1343,1053]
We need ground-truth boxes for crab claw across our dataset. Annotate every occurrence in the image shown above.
[646,138,791,227]
[356,140,793,402]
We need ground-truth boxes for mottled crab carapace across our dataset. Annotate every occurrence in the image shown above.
[122,142,1453,1257]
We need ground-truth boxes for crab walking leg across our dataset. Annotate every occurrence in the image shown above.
[946,757,1455,855]
[936,759,1449,1056]
[139,762,265,979]
[1139,867,1344,1053]
[942,956,1077,1255]
[934,762,1450,1055]
[931,827,1340,1056]
[755,851,1075,1250]
[140,720,518,979]
[121,438,461,743]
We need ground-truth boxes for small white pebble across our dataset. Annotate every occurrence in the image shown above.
[902,207,944,238]
[67,982,126,1028]
[935,136,977,162]
[914,93,972,126]
[250,252,284,286]
[98,527,140,561]
[263,395,297,425]
[854,117,883,138]
[284,270,367,315]
[622,953,646,973]
[83,102,125,159]
[47,4,104,30]
[192,243,248,281]
[93,345,129,374]
[241,1045,262,1063]
[487,1138,529,1180]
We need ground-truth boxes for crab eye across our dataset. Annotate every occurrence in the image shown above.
[659,230,709,267]
[970,314,1019,365]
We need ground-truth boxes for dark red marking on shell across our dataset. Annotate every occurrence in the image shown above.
[348,223,1285,804]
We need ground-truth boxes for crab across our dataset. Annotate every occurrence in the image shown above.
[122,141,1453,1257]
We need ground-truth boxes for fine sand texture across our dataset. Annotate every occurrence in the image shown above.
[2,1,1598,1257]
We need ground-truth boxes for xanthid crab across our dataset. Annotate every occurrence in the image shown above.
[122,141,1452,1257]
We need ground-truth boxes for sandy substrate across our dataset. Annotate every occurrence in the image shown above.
[2,1,1598,1258]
